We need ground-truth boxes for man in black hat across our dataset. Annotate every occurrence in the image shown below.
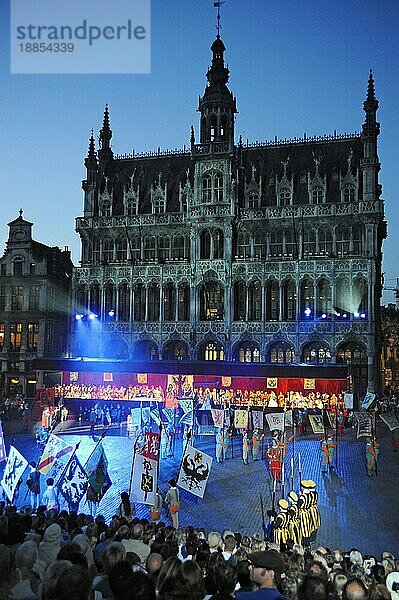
[239,549,288,599]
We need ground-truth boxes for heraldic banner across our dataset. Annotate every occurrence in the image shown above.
[380,412,399,432]
[309,414,325,435]
[252,410,263,430]
[0,422,6,463]
[355,412,373,438]
[234,409,248,430]
[177,444,212,498]
[58,453,88,512]
[266,412,285,432]
[211,408,224,428]
[38,434,74,484]
[1,446,28,502]
[85,443,111,501]
[131,453,157,505]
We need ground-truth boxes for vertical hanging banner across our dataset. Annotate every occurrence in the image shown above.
[234,409,249,429]
[252,410,264,430]
[177,445,212,498]
[1,446,28,502]
[361,393,376,410]
[344,393,354,409]
[58,454,88,511]
[308,414,325,435]
[211,408,224,428]
[142,432,160,461]
[327,411,337,429]
[130,453,157,505]
[266,413,285,432]
[355,412,373,438]
[38,433,74,483]
[379,412,399,431]
[0,422,6,463]
[179,399,194,426]
[85,442,112,500]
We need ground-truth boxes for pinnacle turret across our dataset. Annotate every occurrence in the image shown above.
[85,130,97,168]
[99,104,113,152]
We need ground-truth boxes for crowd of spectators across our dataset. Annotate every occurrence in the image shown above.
[0,502,397,600]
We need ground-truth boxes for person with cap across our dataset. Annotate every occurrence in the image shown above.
[297,481,312,549]
[165,478,180,528]
[252,428,264,461]
[306,480,320,547]
[243,430,250,464]
[273,499,289,549]
[366,437,379,476]
[208,530,222,553]
[287,491,302,546]
[266,438,282,481]
[240,549,288,599]
[320,437,332,474]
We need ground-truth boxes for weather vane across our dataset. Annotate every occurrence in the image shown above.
[214,1,225,37]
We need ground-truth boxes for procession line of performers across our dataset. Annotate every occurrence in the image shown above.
[273,480,321,548]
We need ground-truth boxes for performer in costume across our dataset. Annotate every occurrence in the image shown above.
[321,438,331,473]
[307,480,320,546]
[215,428,224,463]
[366,438,379,476]
[288,491,302,546]
[327,435,337,469]
[223,427,233,460]
[149,487,162,523]
[273,498,289,549]
[337,410,345,437]
[298,480,312,549]
[252,428,264,461]
[26,461,41,510]
[242,431,250,464]
[165,479,180,529]
[266,438,282,481]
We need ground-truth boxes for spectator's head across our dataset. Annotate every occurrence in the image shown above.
[212,560,238,596]
[342,578,368,600]
[208,531,221,550]
[236,559,252,590]
[52,564,91,600]
[224,534,236,554]
[118,525,130,540]
[103,542,127,574]
[146,551,163,580]
[41,559,73,600]
[46,478,54,487]
[333,572,348,598]
[386,572,399,600]
[132,524,144,540]
[0,544,12,584]
[298,574,329,600]
[186,535,199,557]
[114,571,156,600]
[158,556,182,599]
[108,560,134,598]
[15,540,38,571]
[247,549,286,587]
[172,559,205,600]
[367,584,391,600]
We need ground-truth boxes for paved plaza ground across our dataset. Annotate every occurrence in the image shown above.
[1,418,398,557]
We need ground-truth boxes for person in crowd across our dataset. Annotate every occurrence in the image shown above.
[240,549,288,599]
[165,479,180,529]
[33,523,62,579]
[86,484,99,518]
[150,487,163,523]
[366,438,379,477]
[41,478,59,512]
[223,427,233,461]
[121,523,151,564]
[215,427,225,464]
[267,438,282,481]
[252,429,264,461]
[242,431,250,465]
[26,462,40,510]
[273,499,289,549]
[117,491,135,520]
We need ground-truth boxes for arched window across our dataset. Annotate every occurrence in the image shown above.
[352,224,362,254]
[336,342,367,364]
[134,340,159,361]
[335,277,350,314]
[100,199,112,216]
[102,238,113,264]
[253,232,266,259]
[266,280,279,321]
[163,282,176,321]
[202,175,212,203]
[201,172,223,203]
[343,184,356,203]
[115,237,127,262]
[118,283,130,321]
[76,285,88,312]
[248,281,262,321]
[104,283,115,317]
[144,237,156,261]
[214,173,223,202]
[237,231,251,259]
[282,280,296,321]
[311,186,324,204]
[133,283,145,321]
[159,236,171,262]
[220,115,228,140]
[302,342,332,364]
[270,231,283,257]
[164,341,189,361]
[178,283,190,321]
[233,281,246,321]
[172,236,185,259]
[199,281,224,321]
[279,189,291,206]
[89,284,100,315]
[131,238,141,263]
[352,277,368,314]
[318,225,332,254]
[13,257,24,276]
[303,228,316,256]
[237,344,261,363]
[200,230,211,259]
[125,198,138,215]
[210,114,217,141]
[285,230,295,257]
[336,224,351,256]
[316,279,332,316]
[269,342,295,364]
[300,277,314,317]
[148,283,160,321]
[153,193,165,214]
[92,239,101,264]
[248,189,259,208]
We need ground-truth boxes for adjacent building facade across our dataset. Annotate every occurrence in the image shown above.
[72,36,386,397]
[0,212,73,399]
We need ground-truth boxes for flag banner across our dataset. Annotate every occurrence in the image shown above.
[142,432,161,460]
[266,412,285,432]
[234,409,248,429]
[267,378,278,389]
[85,443,111,499]
[150,406,161,426]
[211,408,224,428]
[162,407,175,424]
[130,453,157,505]
[142,407,150,425]
[179,399,193,414]
[284,410,293,427]
[361,392,376,410]
[0,422,6,463]
[1,446,28,502]
[70,371,78,382]
[344,393,354,409]
[130,408,141,427]
[304,378,316,390]
[252,410,264,430]
[38,434,74,483]
[327,411,337,429]
[309,414,325,435]
[379,412,399,431]
[137,373,147,384]
[221,376,231,387]
[355,411,373,438]
[179,399,194,426]
[181,374,194,397]
[58,454,88,511]
[177,444,212,498]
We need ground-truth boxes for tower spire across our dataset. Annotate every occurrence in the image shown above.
[85,130,97,165]
[214,1,225,38]
[99,104,113,152]
[361,70,380,202]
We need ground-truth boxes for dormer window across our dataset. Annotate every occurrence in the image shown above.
[343,184,356,203]
[100,200,112,217]
[153,195,165,214]
[125,198,138,216]
[312,186,324,204]
[279,189,291,206]
[202,171,224,203]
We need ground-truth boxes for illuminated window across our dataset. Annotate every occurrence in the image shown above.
[302,342,331,363]
[27,322,39,351]
[10,322,22,350]
[204,342,224,361]
[269,342,295,364]
[0,323,4,350]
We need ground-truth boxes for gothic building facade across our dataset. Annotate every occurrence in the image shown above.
[72,36,386,395]
[0,213,73,398]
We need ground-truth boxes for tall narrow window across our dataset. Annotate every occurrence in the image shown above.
[11,286,24,310]
[116,237,127,262]
[118,283,130,321]
[0,323,4,350]
[29,285,40,310]
[148,283,160,321]
[266,281,279,321]
[103,238,113,263]
[10,323,22,350]
[178,283,190,321]
[163,282,176,321]
[202,175,212,203]
[13,258,24,276]
[214,173,223,202]
[27,323,39,351]
[311,187,324,204]
[0,286,6,311]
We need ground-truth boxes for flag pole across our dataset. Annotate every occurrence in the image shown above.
[83,427,110,469]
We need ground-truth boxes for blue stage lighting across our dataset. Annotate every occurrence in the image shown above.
[342,313,348,318]
[88,312,98,320]
[321,313,327,319]
[304,307,312,317]
[108,309,115,317]
[360,312,366,318]
[354,312,360,318]
[75,313,84,321]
